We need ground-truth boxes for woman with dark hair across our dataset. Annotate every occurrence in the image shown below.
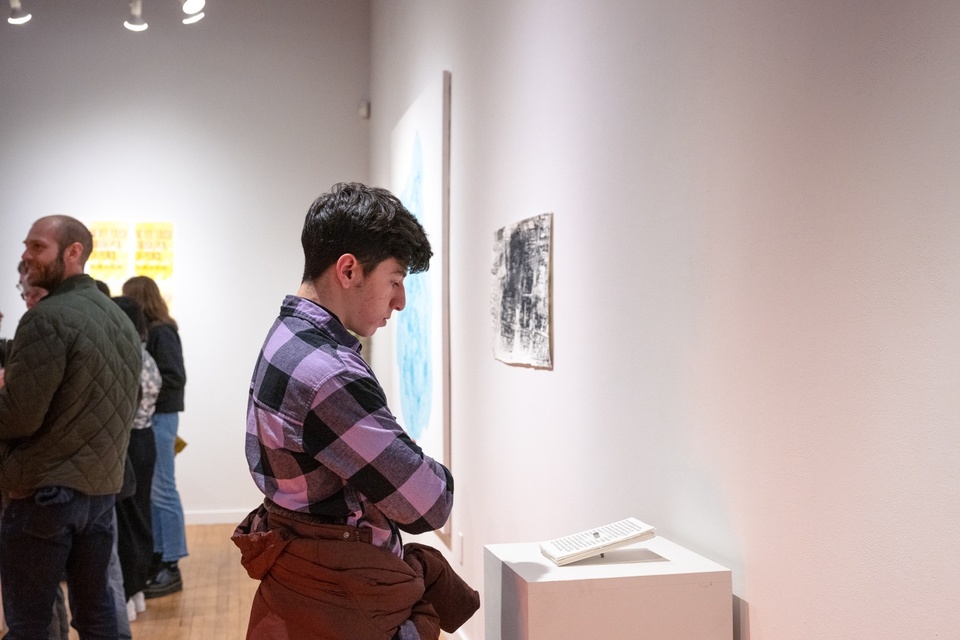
[121,276,187,597]
[112,296,161,617]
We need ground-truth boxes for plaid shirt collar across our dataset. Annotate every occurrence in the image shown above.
[279,295,361,354]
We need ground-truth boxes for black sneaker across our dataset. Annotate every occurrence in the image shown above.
[143,562,183,598]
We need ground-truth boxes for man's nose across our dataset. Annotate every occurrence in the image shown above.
[394,284,406,312]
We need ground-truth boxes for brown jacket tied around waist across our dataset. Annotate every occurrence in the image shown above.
[232,503,480,640]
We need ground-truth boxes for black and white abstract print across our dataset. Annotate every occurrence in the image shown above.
[491,212,552,368]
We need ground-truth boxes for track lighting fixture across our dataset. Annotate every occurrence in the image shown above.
[124,0,148,31]
[8,0,31,25]
[4,0,210,30]
[181,0,205,24]
[181,0,204,15]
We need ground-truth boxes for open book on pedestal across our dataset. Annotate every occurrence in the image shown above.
[539,517,657,566]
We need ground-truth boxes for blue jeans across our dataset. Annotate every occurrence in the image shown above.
[0,489,118,640]
[49,584,69,640]
[151,412,188,562]
[108,515,132,640]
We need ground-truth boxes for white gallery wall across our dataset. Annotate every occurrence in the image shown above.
[0,1,371,522]
[1,1,957,639]
[368,1,960,639]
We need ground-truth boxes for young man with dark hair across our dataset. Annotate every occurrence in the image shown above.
[0,215,142,639]
[233,183,478,640]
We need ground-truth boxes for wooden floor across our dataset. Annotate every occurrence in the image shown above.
[86,523,256,640]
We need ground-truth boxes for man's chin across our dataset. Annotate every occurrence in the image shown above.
[28,269,65,291]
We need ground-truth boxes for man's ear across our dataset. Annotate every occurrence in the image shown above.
[63,242,84,268]
[334,253,361,288]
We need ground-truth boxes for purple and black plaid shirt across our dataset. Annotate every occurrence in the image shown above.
[246,296,453,556]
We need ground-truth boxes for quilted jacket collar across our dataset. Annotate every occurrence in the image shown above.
[44,274,95,299]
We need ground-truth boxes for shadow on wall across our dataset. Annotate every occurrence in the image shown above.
[733,595,750,640]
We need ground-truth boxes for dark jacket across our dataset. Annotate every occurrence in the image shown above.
[232,504,479,640]
[147,322,185,413]
[0,275,141,495]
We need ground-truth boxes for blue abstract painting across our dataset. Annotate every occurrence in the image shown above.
[397,134,433,441]
[389,70,450,496]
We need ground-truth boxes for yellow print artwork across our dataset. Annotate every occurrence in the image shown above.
[86,221,176,310]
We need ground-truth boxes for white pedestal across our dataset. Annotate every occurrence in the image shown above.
[484,536,732,640]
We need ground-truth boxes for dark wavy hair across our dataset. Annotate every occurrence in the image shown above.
[301,182,432,281]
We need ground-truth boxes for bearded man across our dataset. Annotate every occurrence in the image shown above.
[0,215,141,640]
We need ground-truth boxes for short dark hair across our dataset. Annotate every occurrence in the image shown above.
[301,182,432,282]
[49,215,94,264]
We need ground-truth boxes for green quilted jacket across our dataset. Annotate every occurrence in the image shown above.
[0,274,142,496]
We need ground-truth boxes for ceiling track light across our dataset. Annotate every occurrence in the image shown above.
[124,0,148,31]
[4,0,207,29]
[180,0,205,24]
[8,0,31,25]
[181,0,205,15]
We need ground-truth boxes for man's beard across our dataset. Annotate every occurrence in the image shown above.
[29,253,66,291]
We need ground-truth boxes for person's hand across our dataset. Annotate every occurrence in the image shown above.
[0,368,5,389]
